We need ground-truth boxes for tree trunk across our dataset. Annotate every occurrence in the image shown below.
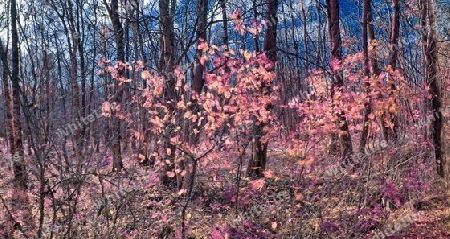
[388,0,400,69]
[359,0,372,152]
[367,3,387,145]
[248,0,278,178]
[368,6,381,76]
[383,0,400,141]
[300,0,309,75]
[0,40,14,154]
[67,0,82,172]
[108,0,124,172]
[422,0,444,178]
[182,0,208,191]
[9,0,34,235]
[190,0,208,96]
[315,0,322,70]
[11,0,27,200]
[158,0,177,185]
[129,0,150,164]
[220,0,229,52]
[435,0,450,186]
[327,0,353,162]
[0,38,15,239]
[252,0,260,53]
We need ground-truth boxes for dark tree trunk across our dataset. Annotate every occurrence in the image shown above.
[368,5,381,76]
[384,0,400,141]
[107,0,124,172]
[182,0,208,190]
[190,0,208,96]
[158,0,177,185]
[359,0,372,152]
[8,0,34,235]
[220,0,229,52]
[248,0,278,178]
[67,0,82,171]
[421,0,444,178]
[252,0,260,53]
[327,0,353,162]
[11,0,27,190]
[300,0,309,75]
[0,40,14,154]
[388,0,400,69]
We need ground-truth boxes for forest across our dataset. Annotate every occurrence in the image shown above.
[0,0,450,238]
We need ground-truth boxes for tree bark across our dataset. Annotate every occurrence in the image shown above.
[300,0,309,75]
[435,0,450,185]
[9,0,34,235]
[191,0,208,96]
[315,0,322,70]
[359,0,372,152]
[422,0,444,179]
[248,0,278,178]
[67,0,82,172]
[253,0,260,53]
[0,40,14,154]
[220,0,229,52]
[368,6,381,76]
[384,0,400,141]
[158,0,177,185]
[107,0,124,172]
[327,0,353,162]
[182,0,208,190]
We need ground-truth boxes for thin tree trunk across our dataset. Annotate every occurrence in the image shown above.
[301,0,309,75]
[359,0,372,152]
[158,0,177,185]
[190,0,208,96]
[248,0,278,178]
[89,3,99,153]
[327,0,353,162]
[129,0,149,164]
[388,0,400,69]
[325,0,339,153]
[0,40,14,154]
[67,0,82,172]
[11,0,27,197]
[366,3,387,144]
[182,0,208,191]
[75,0,87,153]
[220,0,231,77]
[384,0,400,141]
[422,0,444,178]
[101,27,110,153]
[123,1,132,152]
[9,0,34,235]
[107,0,124,171]
[253,0,260,52]
[368,6,381,76]
[315,0,322,70]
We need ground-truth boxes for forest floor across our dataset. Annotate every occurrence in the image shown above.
[2,137,450,238]
[396,197,450,238]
